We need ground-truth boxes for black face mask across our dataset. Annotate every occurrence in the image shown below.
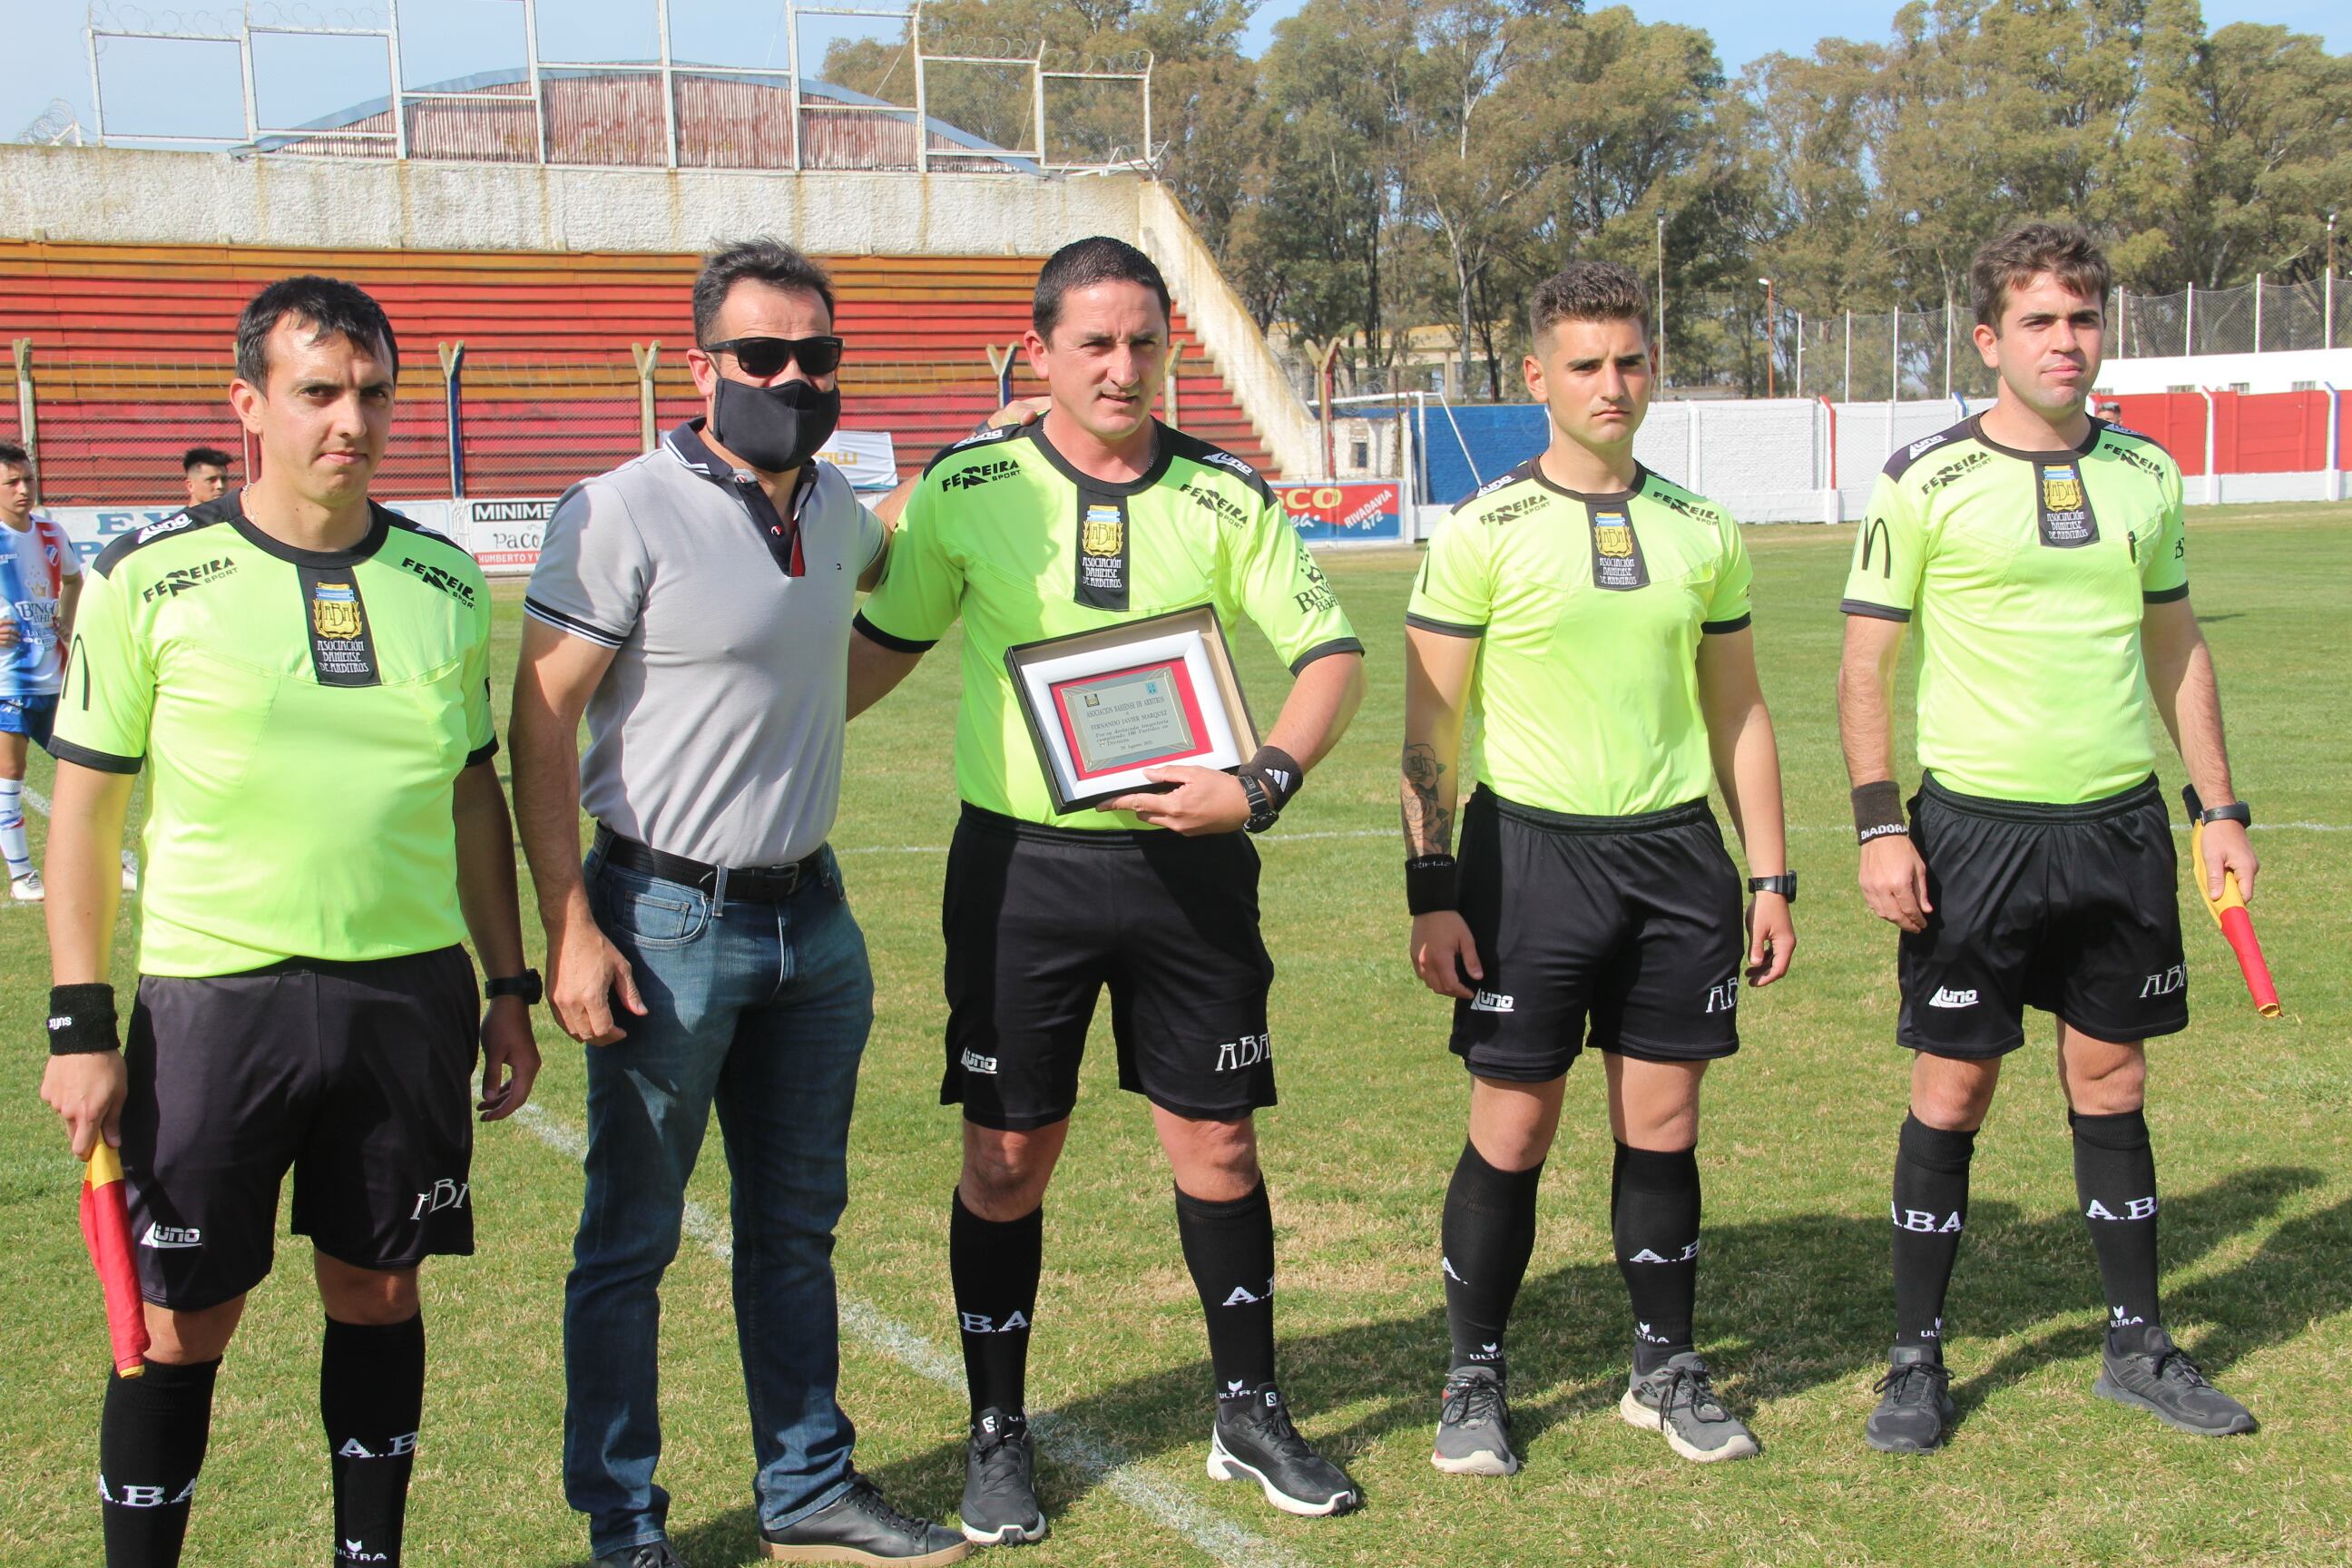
[709,376,840,475]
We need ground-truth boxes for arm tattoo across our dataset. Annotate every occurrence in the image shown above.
[1400,742,1453,855]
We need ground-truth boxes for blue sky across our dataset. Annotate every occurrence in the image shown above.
[7,1,2343,145]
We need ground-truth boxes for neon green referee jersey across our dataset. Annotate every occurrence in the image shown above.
[1406,460,1754,818]
[51,496,498,976]
[855,421,1361,830]
[1840,415,2189,804]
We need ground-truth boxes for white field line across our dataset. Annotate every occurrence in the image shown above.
[509,1102,1298,1568]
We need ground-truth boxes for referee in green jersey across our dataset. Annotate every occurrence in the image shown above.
[1840,223,2259,1452]
[37,277,541,1568]
[848,238,1366,1538]
[1400,261,1794,1476]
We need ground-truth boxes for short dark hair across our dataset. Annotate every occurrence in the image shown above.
[1530,261,1651,344]
[1971,222,2112,328]
[0,440,25,470]
[693,240,837,347]
[182,446,234,472]
[1033,237,1171,338]
[236,275,398,388]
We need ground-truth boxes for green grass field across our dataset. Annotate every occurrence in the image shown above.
[4,505,2347,1567]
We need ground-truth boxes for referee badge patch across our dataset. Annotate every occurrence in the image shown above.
[2036,462,2099,548]
[298,567,382,687]
[1075,498,1131,610]
[1588,505,1650,591]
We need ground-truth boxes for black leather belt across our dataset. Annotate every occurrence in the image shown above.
[593,826,825,902]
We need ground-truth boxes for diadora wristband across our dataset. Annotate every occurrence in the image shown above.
[1852,780,1908,845]
[1406,854,1458,916]
[46,983,121,1056]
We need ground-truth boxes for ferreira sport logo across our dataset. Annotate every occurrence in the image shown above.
[310,581,363,639]
[141,558,238,602]
[943,458,1020,491]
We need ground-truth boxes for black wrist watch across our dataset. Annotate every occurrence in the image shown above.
[1236,771,1279,834]
[485,970,543,1005]
[1748,873,1798,903]
[2196,799,2251,827]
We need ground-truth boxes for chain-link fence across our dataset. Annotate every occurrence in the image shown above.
[1274,273,2350,407]
[2114,278,2352,358]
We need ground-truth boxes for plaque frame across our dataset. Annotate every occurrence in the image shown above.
[1004,603,1261,814]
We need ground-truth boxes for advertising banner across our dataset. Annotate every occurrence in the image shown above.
[1272,481,1404,544]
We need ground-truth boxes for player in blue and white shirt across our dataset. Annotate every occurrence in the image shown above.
[0,440,83,899]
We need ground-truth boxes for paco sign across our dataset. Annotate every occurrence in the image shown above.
[1273,482,1402,543]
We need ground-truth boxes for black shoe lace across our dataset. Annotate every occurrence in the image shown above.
[2152,1348,2213,1389]
[1661,1365,1730,1424]
[1442,1371,1508,1430]
[845,1475,931,1535]
[1873,1360,1953,1405]
[1240,1394,1317,1459]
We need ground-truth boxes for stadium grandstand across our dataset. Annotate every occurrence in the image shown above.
[0,2,1312,519]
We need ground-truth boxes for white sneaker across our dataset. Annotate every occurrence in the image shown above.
[9,869,44,902]
[121,851,140,892]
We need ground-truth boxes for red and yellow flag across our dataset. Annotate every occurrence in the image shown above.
[80,1145,149,1377]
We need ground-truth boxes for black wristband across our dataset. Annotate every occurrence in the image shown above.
[1240,745,1305,812]
[1406,854,1458,916]
[46,982,122,1056]
[1852,779,1907,845]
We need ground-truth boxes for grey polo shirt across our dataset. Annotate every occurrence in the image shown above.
[525,421,887,868]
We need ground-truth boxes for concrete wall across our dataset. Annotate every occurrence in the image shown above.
[2098,348,2352,397]
[0,143,1144,256]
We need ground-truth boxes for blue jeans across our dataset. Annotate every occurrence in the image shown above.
[562,843,874,1558]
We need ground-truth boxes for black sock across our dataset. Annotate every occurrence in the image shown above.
[1440,1141,1544,1372]
[322,1316,425,1566]
[99,1357,218,1568]
[1613,1142,1701,1375]
[2071,1109,2163,1353]
[951,1191,1041,1418]
[1174,1181,1278,1411]
[1891,1113,1975,1355]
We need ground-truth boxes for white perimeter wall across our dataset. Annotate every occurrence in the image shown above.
[2097,348,2352,396]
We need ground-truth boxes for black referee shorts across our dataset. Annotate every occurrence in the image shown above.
[940,805,1277,1130]
[120,946,480,1310]
[1898,772,2188,1057]
[1450,787,1744,1080]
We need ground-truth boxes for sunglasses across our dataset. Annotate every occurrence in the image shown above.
[702,335,845,379]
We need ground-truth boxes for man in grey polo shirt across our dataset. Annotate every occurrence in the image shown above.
[511,239,967,1568]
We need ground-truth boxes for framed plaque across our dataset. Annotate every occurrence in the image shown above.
[1006,603,1261,813]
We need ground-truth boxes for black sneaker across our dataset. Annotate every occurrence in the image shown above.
[1206,1384,1361,1517]
[2093,1328,2257,1436]
[1865,1347,1955,1454]
[760,1474,971,1564]
[596,1544,685,1568]
[1621,1352,1759,1463]
[1431,1365,1520,1476]
[959,1408,1047,1546]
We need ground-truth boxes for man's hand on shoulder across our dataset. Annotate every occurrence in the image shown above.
[477,996,541,1121]
[1096,765,1251,835]
[40,1051,127,1159]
